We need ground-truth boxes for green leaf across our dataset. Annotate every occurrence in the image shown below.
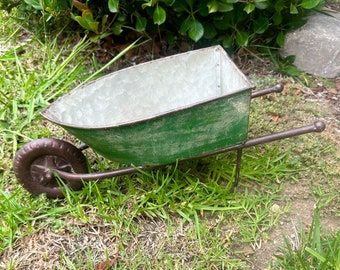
[74,11,100,34]
[203,22,217,38]
[276,31,284,46]
[24,0,42,10]
[173,1,187,12]
[108,0,119,13]
[102,14,108,27]
[213,14,232,30]
[153,5,166,25]
[179,18,191,35]
[0,120,9,129]
[74,16,86,28]
[244,4,255,14]
[274,0,285,12]
[222,35,233,48]
[207,0,219,13]
[236,31,248,46]
[188,19,204,42]
[111,22,123,35]
[290,3,299,14]
[272,12,282,25]
[284,65,301,76]
[198,4,210,17]
[217,3,233,12]
[300,0,320,9]
[254,1,268,9]
[282,55,296,65]
[135,16,147,32]
[142,0,157,8]
[305,247,326,263]
[83,10,94,21]
[287,17,307,28]
[252,16,269,34]
[166,32,175,46]
[161,0,176,5]
[88,21,99,33]
[186,0,194,8]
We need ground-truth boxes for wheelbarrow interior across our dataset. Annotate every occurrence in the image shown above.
[42,46,253,128]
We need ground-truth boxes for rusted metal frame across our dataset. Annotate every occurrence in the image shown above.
[56,164,162,182]
[251,84,283,99]
[56,121,325,182]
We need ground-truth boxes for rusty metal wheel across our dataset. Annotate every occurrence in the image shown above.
[13,138,88,199]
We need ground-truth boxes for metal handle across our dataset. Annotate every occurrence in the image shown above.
[251,84,284,99]
[197,121,326,157]
[243,121,326,148]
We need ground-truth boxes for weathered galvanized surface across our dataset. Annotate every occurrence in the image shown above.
[42,46,254,165]
[62,91,251,165]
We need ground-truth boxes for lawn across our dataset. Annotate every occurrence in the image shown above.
[0,8,339,270]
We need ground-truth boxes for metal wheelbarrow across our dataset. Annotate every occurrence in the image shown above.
[13,46,326,198]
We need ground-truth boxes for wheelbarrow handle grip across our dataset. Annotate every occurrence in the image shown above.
[251,84,283,99]
[243,120,326,148]
[313,120,327,132]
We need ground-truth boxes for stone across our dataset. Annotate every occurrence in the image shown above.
[271,204,281,213]
[281,10,340,78]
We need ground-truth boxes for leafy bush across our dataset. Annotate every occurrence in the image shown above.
[2,0,324,49]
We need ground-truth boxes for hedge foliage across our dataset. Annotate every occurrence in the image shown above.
[2,0,323,49]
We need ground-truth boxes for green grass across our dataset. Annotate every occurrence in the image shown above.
[274,206,340,269]
[1,8,339,269]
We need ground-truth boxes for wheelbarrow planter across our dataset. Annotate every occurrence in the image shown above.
[13,46,326,198]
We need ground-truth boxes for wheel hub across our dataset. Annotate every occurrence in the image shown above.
[30,155,72,187]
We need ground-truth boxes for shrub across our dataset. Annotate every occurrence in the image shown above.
[2,0,324,50]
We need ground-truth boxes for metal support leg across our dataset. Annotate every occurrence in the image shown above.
[232,149,243,189]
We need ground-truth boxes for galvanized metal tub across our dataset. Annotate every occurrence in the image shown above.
[42,46,255,165]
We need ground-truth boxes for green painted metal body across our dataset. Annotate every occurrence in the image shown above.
[42,46,254,166]
[62,91,251,165]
